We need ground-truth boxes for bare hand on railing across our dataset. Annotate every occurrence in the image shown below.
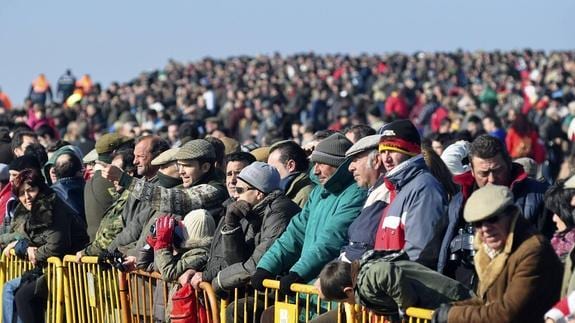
[27,247,38,265]
[122,256,137,272]
[178,268,196,286]
[75,250,85,263]
[191,272,203,290]
[2,240,17,257]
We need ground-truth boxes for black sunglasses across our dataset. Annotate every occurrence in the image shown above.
[473,214,502,228]
[235,186,257,194]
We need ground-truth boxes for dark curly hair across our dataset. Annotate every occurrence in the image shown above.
[469,134,512,169]
[544,179,575,229]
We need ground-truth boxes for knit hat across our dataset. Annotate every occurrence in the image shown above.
[180,209,216,249]
[464,185,515,223]
[174,139,216,161]
[345,134,382,158]
[151,148,180,166]
[9,155,41,172]
[310,133,352,167]
[378,119,421,156]
[237,161,280,194]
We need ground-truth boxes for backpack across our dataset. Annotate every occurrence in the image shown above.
[170,283,207,323]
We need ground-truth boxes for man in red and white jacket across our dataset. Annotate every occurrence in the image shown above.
[373,119,449,269]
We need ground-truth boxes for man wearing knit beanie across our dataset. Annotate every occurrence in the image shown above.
[185,162,300,323]
[373,119,449,269]
[252,133,367,321]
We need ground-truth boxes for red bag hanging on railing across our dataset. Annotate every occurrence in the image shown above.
[170,283,207,323]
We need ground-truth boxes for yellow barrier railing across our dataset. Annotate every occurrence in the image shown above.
[260,279,346,323]
[0,252,64,323]
[62,255,126,323]
[0,252,435,323]
[406,307,434,323]
[126,269,220,323]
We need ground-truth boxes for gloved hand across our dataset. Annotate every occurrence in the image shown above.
[224,200,251,227]
[145,234,157,249]
[279,272,303,296]
[154,215,175,250]
[251,268,274,292]
[431,303,451,323]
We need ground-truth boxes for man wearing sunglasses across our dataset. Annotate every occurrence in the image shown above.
[190,161,300,322]
[432,184,561,323]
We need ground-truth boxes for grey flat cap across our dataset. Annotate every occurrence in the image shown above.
[174,139,216,161]
[151,148,180,166]
[464,184,515,223]
[345,134,382,158]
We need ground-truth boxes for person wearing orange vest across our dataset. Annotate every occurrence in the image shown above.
[0,87,12,110]
[28,73,53,105]
[76,74,93,95]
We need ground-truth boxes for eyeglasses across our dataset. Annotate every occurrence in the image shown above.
[472,214,502,228]
[235,186,257,194]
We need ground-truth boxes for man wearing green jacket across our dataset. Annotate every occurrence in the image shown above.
[252,132,367,295]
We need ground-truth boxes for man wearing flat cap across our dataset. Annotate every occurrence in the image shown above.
[252,133,367,320]
[373,119,448,269]
[99,139,227,218]
[432,184,562,323]
[339,133,388,262]
[84,133,134,240]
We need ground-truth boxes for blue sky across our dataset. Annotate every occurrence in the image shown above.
[1,0,573,104]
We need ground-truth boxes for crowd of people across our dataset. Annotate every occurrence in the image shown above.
[0,49,574,322]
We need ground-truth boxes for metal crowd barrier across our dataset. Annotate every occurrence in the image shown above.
[219,279,433,323]
[220,279,346,323]
[125,269,219,323]
[0,252,434,323]
[62,255,128,323]
[405,307,434,323]
[0,252,64,323]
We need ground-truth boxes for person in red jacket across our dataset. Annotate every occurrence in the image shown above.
[505,113,546,164]
[384,88,409,119]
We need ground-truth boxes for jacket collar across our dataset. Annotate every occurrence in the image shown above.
[508,163,528,190]
[385,155,427,190]
[310,158,355,194]
[285,172,313,196]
